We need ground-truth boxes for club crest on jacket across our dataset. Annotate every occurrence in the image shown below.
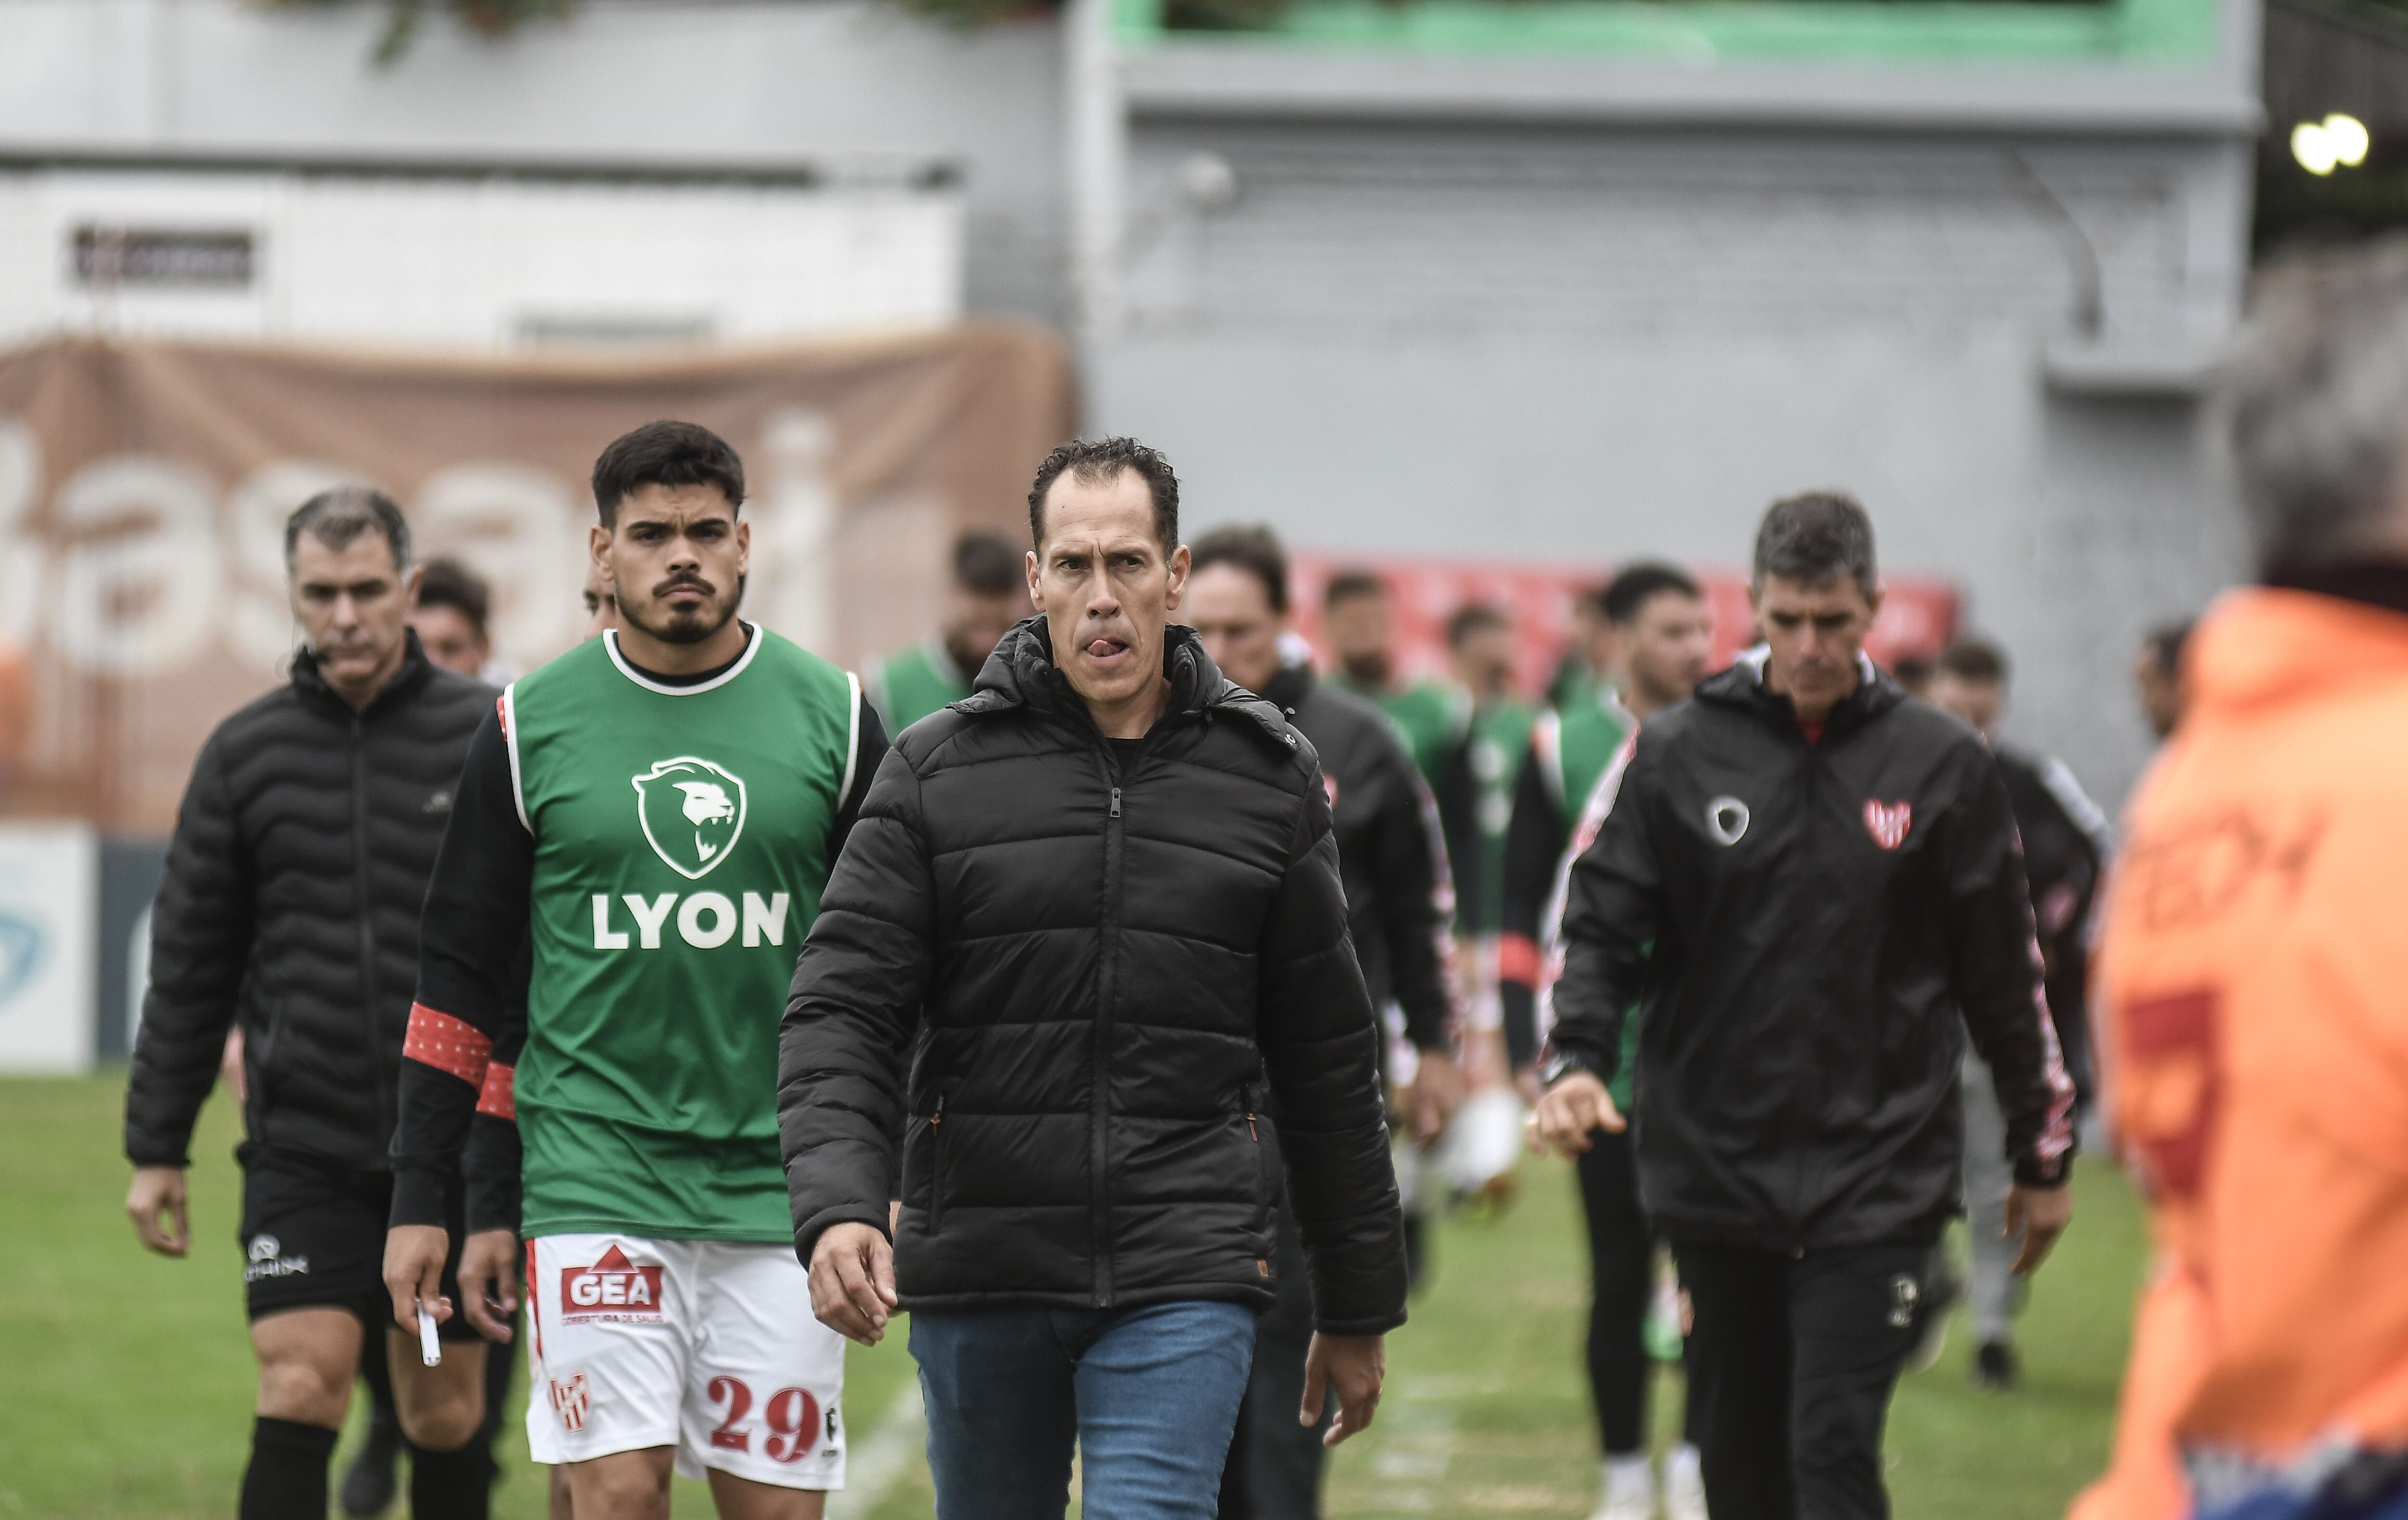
[633,757,749,880]
[1863,799,1913,851]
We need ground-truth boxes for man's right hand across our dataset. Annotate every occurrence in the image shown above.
[126,1166,190,1257]
[384,1223,453,1333]
[1527,1069,1625,1157]
[456,1228,521,1342]
[809,1222,899,1347]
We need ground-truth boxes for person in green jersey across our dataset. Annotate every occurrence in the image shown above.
[1320,571,1468,788]
[1498,562,1713,1520]
[864,530,1029,734]
[385,421,888,1520]
[1436,603,1536,942]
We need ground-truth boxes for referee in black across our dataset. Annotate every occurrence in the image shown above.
[1531,492,2076,1520]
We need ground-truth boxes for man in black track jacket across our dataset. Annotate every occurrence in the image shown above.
[779,438,1406,1520]
[1531,493,2076,1520]
[1185,523,1461,1520]
[122,488,499,1520]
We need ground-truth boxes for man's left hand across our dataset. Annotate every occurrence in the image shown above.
[1405,1050,1467,1147]
[2005,1182,2072,1275]
[1301,1332,1385,1447]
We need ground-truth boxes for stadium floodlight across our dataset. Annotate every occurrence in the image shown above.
[2292,114,2371,176]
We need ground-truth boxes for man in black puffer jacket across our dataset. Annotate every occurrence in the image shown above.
[781,438,1406,1520]
[123,489,499,1520]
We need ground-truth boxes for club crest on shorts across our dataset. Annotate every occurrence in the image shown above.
[549,1372,591,1432]
[560,1243,665,1323]
[1863,799,1913,851]
[632,757,748,880]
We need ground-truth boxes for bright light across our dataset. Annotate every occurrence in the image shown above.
[2292,113,2371,176]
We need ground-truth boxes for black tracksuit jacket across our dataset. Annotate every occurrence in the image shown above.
[125,635,494,1171]
[1551,655,2075,1254]
[777,621,1408,1334]
[1260,662,1454,1053]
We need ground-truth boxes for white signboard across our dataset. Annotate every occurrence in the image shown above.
[0,821,97,1073]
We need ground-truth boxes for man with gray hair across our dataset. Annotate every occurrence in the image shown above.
[1530,491,2077,1520]
[2071,240,2408,1520]
[124,487,502,1520]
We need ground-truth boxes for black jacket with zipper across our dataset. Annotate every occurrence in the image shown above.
[778,619,1408,1334]
[1550,653,2075,1254]
[1260,662,1454,1054]
[125,634,495,1172]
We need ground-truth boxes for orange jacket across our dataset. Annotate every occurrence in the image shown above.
[2072,589,2408,1520]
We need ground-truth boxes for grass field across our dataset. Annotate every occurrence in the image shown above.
[0,1076,2146,1520]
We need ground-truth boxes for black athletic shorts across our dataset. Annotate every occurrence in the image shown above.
[236,1143,481,1341]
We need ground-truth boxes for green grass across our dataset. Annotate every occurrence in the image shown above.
[0,1076,2144,1519]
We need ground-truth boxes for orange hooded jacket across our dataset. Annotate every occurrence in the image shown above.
[2072,588,2408,1520]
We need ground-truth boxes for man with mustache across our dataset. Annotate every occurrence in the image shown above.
[1531,493,2078,1520]
[383,420,888,1520]
[781,437,1408,1520]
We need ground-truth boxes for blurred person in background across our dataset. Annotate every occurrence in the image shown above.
[1186,523,1465,1520]
[2133,621,2192,741]
[2070,239,2408,1520]
[123,488,500,1520]
[1549,585,1613,712]
[1533,492,2075,1520]
[1438,604,1535,954]
[583,557,619,638]
[864,528,1029,734]
[1890,654,1936,701]
[1323,571,1466,788]
[1500,561,1713,1520]
[412,557,503,683]
[1928,637,2112,1393]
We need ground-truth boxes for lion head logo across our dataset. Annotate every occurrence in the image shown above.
[632,757,749,880]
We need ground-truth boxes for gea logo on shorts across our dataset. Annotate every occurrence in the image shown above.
[633,757,748,880]
[561,1243,665,1323]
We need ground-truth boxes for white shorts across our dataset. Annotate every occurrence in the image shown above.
[523,1234,847,1491]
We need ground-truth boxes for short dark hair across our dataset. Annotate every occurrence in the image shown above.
[1754,492,1878,600]
[1891,654,1935,693]
[953,531,1025,598]
[286,486,411,572]
[2142,619,2193,678]
[1026,437,1179,551]
[1322,570,1387,610]
[1602,561,1702,626]
[1936,636,2009,686]
[417,556,492,639]
[1188,524,1290,614]
[1446,602,1511,651]
[591,420,746,527]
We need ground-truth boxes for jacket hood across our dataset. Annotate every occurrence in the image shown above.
[2187,583,2408,719]
[1694,646,1903,741]
[960,616,1301,750]
[290,628,437,717]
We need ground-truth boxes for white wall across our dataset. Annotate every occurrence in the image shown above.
[0,0,1068,321]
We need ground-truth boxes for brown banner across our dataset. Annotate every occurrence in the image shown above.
[0,327,1076,830]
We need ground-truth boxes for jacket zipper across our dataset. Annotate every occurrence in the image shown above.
[350,713,386,1157]
[928,1092,946,1232]
[1091,755,1126,1307]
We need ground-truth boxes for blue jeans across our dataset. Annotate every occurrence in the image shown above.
[912,1300,1259,1520]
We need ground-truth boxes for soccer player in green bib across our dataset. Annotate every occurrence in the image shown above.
[1498,561,1714,1520]
[864,530,1028,735]
[384,421,888,1520]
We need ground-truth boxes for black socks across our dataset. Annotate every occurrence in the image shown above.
[239,1416,338,1520]
[408,1436,494,1520]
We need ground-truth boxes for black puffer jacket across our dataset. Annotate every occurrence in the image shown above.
[1551,654,2075,1254]
[1260,662,1453,1052]
[125,635,494,1172]
[779,621,1407,1334]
